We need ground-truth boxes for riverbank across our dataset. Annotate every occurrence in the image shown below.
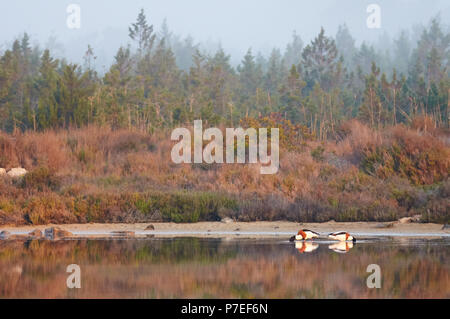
[1,221,448,239]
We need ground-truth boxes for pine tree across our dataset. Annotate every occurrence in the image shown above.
[279,65,305,123]
[204,47,235,121]
[36,49,59,129]
[58,64,91,128]
[359,62,386,127]
[393,30,411,76]
[265,48,284,95]
[354,42,378,75]
[301,27,339,92]
[238,48,260,97]
[335,24,356,70]
[129,9,156,56]
[283,31,303,70]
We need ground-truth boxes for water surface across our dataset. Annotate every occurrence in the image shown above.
[0,237,448,298]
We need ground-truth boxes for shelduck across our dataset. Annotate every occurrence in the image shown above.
[295,241,319,253]
[289,229,320,241]
[328,231,356,242]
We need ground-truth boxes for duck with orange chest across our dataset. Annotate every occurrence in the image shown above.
[328,231,356,242]
[289,229,320,242]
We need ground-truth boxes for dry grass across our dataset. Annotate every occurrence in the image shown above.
[0,120,448,225]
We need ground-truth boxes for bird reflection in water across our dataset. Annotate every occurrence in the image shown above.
[295,241,319,253]
[328,241,354,253]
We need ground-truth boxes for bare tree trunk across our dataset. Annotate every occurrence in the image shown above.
[447,88,450,128]
[393,88,397,125]
[370,88,374,127]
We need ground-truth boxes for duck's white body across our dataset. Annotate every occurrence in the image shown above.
[295,229,320,241]
[328,231,355,242]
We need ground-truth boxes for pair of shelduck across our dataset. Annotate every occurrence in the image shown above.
[289,229,356,242]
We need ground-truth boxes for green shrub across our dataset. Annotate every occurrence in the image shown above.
[24,194,75,224]
[311,146,325,161]
[361,135,449,185]
[137,192,238,223]
[21,167,60,191]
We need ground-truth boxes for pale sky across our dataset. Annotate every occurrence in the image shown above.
[1,0,448,68]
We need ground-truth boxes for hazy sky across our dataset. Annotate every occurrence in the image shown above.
[1,0,449,68]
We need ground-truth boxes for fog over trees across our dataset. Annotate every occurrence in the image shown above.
[0,3,448,135]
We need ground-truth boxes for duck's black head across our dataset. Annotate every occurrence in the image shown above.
[289,235,295,242]
[352,237,357,243]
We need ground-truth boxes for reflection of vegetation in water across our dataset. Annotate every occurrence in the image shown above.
[134,238,237,264]
[1,238,237,264]
[0,238,448,298]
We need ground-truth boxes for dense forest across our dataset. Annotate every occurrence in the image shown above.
[0,9,448,135]
[0,10,448,225]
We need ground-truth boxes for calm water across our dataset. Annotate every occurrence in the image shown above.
[0,237,448,298]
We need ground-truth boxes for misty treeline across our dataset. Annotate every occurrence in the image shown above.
[0,9,448,138]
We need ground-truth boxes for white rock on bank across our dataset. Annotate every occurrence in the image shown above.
[44,227,73,240]
[0,230,11,239]
[221,217,233,224]
[0,168,6,176]
[398,217,412,224]
[398,214,422,224]
[7,167,28,178]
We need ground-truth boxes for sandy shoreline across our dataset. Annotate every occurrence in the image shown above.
[1,221,449,238]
